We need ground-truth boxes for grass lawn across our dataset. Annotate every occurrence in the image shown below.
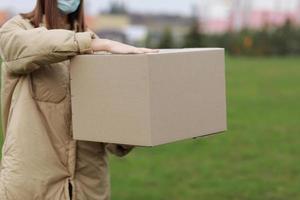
[1,57,300,199]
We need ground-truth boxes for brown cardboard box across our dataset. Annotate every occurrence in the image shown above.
[70,48,227,146]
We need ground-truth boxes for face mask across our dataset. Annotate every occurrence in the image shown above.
[57,0,81,15]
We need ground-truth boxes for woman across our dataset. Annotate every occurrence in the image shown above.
[0,0,157,199]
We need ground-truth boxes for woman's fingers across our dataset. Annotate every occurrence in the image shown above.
[145,48,160,53]
[98,39,160,54]
[131,48,143,54]
[133,48,159,54]
[140,48,159,53]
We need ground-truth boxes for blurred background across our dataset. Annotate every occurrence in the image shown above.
[1,0,300,55]
[1,0,300,200]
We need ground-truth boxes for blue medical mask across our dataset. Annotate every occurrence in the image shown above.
[57,0,81,15]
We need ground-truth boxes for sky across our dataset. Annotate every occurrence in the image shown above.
[0,0,299,16]
[0,0,200,16]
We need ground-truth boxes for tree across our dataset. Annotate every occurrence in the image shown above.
[144,32,154,48]
[158,27,174,49]
[183,18,203,48]
[270,19,300,55]
[109,1,128,15]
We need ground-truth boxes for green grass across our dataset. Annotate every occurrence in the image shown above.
[109,56,300,200]
[1,57,300,199]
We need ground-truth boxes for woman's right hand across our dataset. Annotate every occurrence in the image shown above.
[91,39,159,54]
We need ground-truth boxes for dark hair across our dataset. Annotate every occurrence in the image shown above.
[20,0,86,32]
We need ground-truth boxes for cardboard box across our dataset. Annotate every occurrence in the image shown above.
[70,48,227,146]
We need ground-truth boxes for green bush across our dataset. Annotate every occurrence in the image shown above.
[180,19,300,56]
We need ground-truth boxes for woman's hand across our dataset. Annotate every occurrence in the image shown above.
[91,39,159,54]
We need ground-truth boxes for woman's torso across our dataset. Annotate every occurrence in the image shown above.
[0,15,110,200]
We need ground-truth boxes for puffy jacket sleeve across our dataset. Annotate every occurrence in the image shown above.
[0,16,96,74]
[105,143,135,157]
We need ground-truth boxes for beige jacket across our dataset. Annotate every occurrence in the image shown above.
[0,14,134,200]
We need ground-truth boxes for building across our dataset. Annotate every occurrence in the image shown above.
[87,13,193,45]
